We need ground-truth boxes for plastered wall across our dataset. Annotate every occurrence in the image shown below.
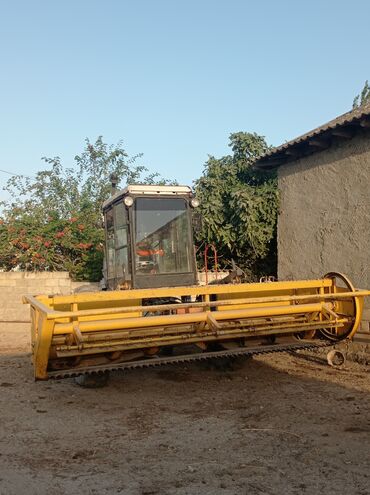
[277,131,370,338]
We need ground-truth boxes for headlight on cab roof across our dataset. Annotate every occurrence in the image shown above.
[124,196,134,207]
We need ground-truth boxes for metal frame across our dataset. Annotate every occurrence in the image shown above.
[129,193,197,289]
[104,191,197,290]
[24,276,370,380]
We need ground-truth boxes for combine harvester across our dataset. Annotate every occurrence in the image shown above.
[24,184,370,385]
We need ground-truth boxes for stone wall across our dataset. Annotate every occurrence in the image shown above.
[277,130,370,341]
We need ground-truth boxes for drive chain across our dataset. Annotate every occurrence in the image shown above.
[47,340,333,380]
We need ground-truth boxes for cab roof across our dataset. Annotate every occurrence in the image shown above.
[102,184,192,210]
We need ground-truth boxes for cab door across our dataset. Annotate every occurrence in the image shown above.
[104,202,131,290]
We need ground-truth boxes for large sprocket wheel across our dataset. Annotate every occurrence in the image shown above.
[320,272,360,341]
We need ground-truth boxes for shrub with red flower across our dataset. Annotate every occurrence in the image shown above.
[0,136,171,280]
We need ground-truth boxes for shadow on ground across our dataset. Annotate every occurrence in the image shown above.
[0,342,369,495]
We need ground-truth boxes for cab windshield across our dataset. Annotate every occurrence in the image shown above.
[135,197,191,275]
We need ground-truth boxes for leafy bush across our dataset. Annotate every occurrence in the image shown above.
[0,137,171,280]
[194,132,278,279]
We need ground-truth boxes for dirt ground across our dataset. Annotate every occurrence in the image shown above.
[0,325,369,495]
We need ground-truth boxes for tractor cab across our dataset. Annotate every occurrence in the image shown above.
[102,184,199,290]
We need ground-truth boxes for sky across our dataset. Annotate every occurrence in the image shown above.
[0,0,369,191]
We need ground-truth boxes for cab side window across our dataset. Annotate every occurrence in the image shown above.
[105,208,115,279]
[114,202,129,280]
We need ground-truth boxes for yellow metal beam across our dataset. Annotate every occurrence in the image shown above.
[24,274,370,380]
[33,317,55,380]
[51,315,311,344]
[53,302,326,335]
[23,289,370,321]
[55,319,348,357]
[41,278,335,307]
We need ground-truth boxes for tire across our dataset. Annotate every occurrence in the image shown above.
[74,372,110,388]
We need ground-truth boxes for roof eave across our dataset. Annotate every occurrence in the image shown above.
[254,108,370,170]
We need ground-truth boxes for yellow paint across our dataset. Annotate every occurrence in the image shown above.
[23,276,370,380]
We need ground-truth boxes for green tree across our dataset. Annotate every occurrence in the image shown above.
[194,132,278,280]
[0,136,172,280]
[352,80,370,108]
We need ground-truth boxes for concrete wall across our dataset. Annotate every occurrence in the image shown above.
[0,272,99,324]
[277,130,370,339]
[197,271,229,285]
[0,271,223,326]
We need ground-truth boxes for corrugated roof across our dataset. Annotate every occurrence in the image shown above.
[255,101,370,169]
